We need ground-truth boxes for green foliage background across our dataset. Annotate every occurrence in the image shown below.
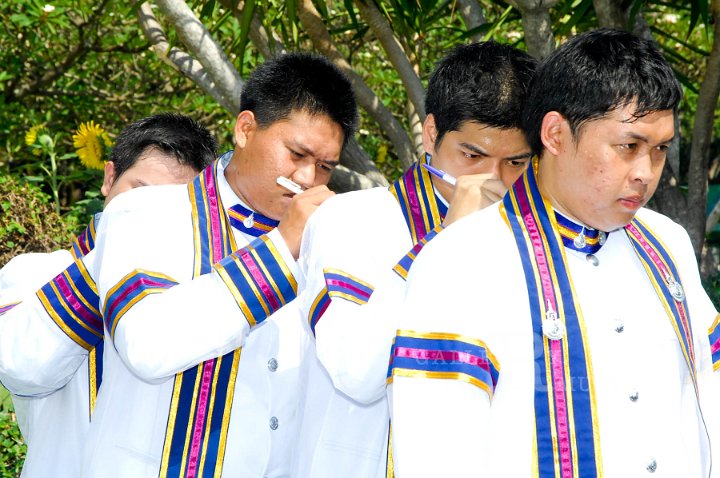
[0,0,718,473]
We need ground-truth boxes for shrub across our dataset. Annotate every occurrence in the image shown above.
[0,174,77,265]
[0,387,25,478]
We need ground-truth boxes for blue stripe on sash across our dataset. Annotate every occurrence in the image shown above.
[503,165,600,477]
[37,260,103,350]
[308,287,330,336]
[214,235,297,327]
[392,225,444,280]
[387,331,500,398]
[710,315,720,371]
[0,302,20,315]
[104,270,178,340]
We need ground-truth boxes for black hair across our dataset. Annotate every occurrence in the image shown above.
[109,113,217,179]
[425,41,537,147]
[523,28,683,157]
[240,52,358,147]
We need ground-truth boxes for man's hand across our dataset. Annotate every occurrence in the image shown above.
[277,186,334,258]
[443,174,506,227]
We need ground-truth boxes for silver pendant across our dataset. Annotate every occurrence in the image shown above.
[667,276,685,302]
[542,302,565,340]
[573,232,587,249]
[586,254,599,266]
[598,231,607,245]
[243,214,255,229]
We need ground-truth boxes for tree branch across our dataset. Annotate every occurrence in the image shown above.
[686,0,720,256]
[329,164,388,192]
[10,0,113,100]
[297,0,416,169]
[457,0,487,43]
[592,0,627,29]
[354,0,426,123]
[137,2,235,112]
[217,0,287,59]
[506,0,559,59]
[154,0,244,114]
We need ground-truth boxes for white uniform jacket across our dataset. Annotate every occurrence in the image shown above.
[295,159,447,477]
[389,203,720,477]
[0,244,97,478]
[84,158,308,477]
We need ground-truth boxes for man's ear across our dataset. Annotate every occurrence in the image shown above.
[540,111,568,157]
[422,114,439,156]
[234,110,257,149]
[100,161,115,198]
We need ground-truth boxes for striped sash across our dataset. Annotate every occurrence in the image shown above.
[159,159,240,478]
[389,158,447,245]
[71,214,97,260]
[710,315,720,371]
[502,164,602,477]
[503,162,699,477]
[625,219,697,392]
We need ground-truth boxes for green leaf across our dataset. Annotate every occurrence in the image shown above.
[688,0,710,38]
[10,14,32,27]
[312,0,329,19]
[287,0,297,29]
[200,0,217,19]
[235,0,256,75]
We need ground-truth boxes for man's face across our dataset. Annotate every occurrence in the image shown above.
[538,104,674,231]
[101,147,199,206]
[424,117,532,201]
[227,109,344,220]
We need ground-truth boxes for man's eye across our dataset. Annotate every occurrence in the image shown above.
[290,149,303,158]
[508,159,529,167]
[619,143,638,151]
[318,162,333,172]
[657,144,670,152]
[463,152,479,160]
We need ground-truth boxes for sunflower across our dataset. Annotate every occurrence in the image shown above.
[25,124,44,146]
[73,121,106,170]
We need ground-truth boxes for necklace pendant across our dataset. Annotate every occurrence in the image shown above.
[573,232,586,249]
[598,231,607,245]
[243,214,255,229]
[543,317,565,340]
[667,276,685,302]
[542,302,565,340]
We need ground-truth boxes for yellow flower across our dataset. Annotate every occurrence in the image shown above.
[25,124,44,146]
[73,121,106,170]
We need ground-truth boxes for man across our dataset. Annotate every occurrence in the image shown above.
[293,42,536,477]
[82,52,357,477]
[0,112,217,478]
[388,29,719,476]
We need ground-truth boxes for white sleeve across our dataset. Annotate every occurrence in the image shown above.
[297,201,418,404]
[94,192,299,383]
[387,232,495,476]
[0,251,89,396]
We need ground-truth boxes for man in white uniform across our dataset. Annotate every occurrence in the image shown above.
[82,53,357,477]
[294,42,536,477]
[389,29,720,477]
[0,113,217,478]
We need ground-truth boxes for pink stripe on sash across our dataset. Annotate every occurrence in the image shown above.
[515,183,573,478]
[712,340,720,355]
[110,277,171,317]
[186,360,216,477]
[394,347,491,371]
[626,223,693,361]
[238,247,281,310]
[404,175,426,239]
[185,170,225,476]
[204,167,224,264]
[55,275,102,330]
[325,279,372,300]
